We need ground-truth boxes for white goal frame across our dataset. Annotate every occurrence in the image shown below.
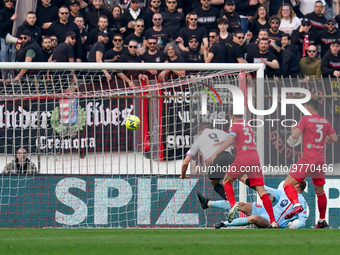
[0,62,265,204]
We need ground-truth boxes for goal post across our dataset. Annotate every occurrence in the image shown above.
[0,62,268,228]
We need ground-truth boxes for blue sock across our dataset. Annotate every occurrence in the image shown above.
[212,200,231,210]
[225,217,249,226]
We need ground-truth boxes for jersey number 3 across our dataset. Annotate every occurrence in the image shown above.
[315,124,323,143]
[243,127,252,144]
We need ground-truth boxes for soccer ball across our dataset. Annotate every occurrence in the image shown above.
[125,115,140,130]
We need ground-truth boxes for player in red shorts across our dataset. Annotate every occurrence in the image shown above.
[283,98,338,228]
[206,114,278,228]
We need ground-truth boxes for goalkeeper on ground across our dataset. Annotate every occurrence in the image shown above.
[197,180,308,229]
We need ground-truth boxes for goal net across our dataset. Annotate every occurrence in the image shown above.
[0,63,339,228]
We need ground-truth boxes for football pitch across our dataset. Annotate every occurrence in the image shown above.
[0,229,339,255]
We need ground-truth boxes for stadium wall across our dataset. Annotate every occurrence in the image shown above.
[0,175,339,228]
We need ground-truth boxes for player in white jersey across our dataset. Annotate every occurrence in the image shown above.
[197,180,308,229]
[180,122,234,200]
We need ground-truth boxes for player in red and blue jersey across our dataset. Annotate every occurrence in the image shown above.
[206,114,278,228]
[283,98,338,228]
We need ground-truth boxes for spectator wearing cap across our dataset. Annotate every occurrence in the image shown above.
[280,33,300,77]
[225,30,246,63]
[315,18,340,58]
[16,11,41,45]
[47,6,83,61]
[202,29,225,63]
[35,0,59,35]
[220,0,241,33]
[217,17,232,46]
[85,15,114,52]
[291,18,316,57]
[300,45,322,78]
[0,0,17,79]
[178,12,208,51]
[180,35,204,63]
[88,30,111,81]
[161,0,185,40]
[84,0,114,32]
[305,1,327,35]
[119,0,150,37]
[234,0,262,35]
[246,38,279,78]
[69,0,81,22]
[193,0,221,34]
[11,30,44,82]
[50,31,77,88]
[321,39,340,78]
[143,13,172,51]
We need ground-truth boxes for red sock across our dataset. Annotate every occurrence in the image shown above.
[261,194,276,223]
[316,192,327,219]
[223,182,236,208]
[283,184,300,205]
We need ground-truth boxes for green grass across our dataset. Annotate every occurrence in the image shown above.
[0,229,339,255]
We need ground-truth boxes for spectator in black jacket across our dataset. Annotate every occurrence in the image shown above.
[41,36,53,62]
[161,0,185,39]
[315,18,340,58]
[146,0,162,30]
[119,0,150,37]
[291,18,316,57]
[16,12,42,44]
[11,30,44,82]
[35,0,59,35]
[69,0,82,22]
[0,0,17,79]
[321,39,340,78]
[74,15,88,62]
[84,15,113,52]
[305,1,327,35]
[47,6,83,61]
[180,34,204,62]
[280,33,300,77]
[220,0,242,33]
[84,0,114,32]
[193,0,221,33]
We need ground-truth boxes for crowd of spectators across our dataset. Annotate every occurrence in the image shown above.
[1,0,340,84]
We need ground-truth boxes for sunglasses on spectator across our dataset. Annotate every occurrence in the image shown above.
[113,38,123,42]
[302,23,310,26]
[202,0,211,1]
[51,39,58,42]
[136,25,144,27]
[20,36,28,40]
[71,37,76,40]
[190,18,197,21]
[209,35,216,38]
[282,8,289,11]
[153,18,162,21]
[148,42,157,45]
[236,36,244,39]
[129,45,138,48]
[327,22,335,25]
[271,21,279,24]
[189,40,198,43]
[308,50,316,53]
[59,12,69,15]
[167,1,176,3]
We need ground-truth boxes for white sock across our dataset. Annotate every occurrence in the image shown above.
[207,201,213,207]
[319,219,325,223]
[294,203,301,207]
